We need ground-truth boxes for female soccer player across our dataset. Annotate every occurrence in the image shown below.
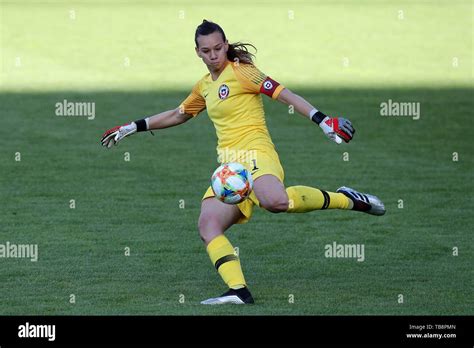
[101,20,385,305]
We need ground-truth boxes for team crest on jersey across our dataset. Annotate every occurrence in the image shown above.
[263,80,273,90]
[259,77,280,97]
[218,84,230,99]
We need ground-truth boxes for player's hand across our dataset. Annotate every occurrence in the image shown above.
[101,122,137,148]
[319,117,355,144]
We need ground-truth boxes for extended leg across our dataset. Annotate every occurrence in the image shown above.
[285,185,352,213]
[253,175,352,213]
[286,185,385,215]
[252,175,385,215]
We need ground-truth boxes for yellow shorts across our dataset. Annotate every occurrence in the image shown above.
[202,148,285,224]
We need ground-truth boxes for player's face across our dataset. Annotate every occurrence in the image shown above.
[195,31,229,72]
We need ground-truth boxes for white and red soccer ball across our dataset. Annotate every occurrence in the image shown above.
[211,162,253,204]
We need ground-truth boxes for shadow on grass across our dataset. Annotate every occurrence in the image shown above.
[0,87,472,315]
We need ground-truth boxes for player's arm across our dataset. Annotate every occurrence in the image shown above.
[101,78,206,148]
[147,107,193,129]
[100,108,193,148]
[233,63,354,144]
[277,88,355,144]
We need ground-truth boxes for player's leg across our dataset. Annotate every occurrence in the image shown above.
[253,173,353,214]
[285,185,352,212]
[198,197,254,304]
[285,185,385,215]
[253,174,289,212]
[250,150,354,214]
[198,197,241,245]
[252,173,385,215]
[249,147,384,215]
[252,174,344,212]
[286,185,386,215]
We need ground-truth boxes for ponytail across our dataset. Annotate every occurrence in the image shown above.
[227,42,257,65]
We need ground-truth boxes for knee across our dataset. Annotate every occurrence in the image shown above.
[198,215,221,244]
[260,195,289,213]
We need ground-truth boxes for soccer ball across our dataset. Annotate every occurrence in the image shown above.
[211,162,253,204]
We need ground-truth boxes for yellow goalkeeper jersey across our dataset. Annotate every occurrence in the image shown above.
[180,60,285,155]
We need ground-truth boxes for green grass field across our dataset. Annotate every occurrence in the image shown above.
[0,0,472,315]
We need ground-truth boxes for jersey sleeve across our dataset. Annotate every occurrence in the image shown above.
[179,80,206,117]
[233,63,285,99]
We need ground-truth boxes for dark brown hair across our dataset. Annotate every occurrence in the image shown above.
[195,20,256,64]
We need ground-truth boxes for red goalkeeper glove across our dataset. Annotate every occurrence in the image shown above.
[100,118,149,148]
[100,123,137,148]
[319,116,355,143]
[310,110,355,144]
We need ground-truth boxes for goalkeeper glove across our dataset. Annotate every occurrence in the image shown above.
[310,110,355,144]
[101,123,137,148]
[101,118,149,148]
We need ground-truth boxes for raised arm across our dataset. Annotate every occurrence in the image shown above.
[277,88,315,118]
[276,88,355,144]
[100,107,193,148]
[147,107,193,130]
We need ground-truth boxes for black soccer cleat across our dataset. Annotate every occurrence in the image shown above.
[337,186,386,216]
[200,286,255,305]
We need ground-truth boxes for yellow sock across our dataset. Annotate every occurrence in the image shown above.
[206,235,246,289]
[286,185,352,213]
